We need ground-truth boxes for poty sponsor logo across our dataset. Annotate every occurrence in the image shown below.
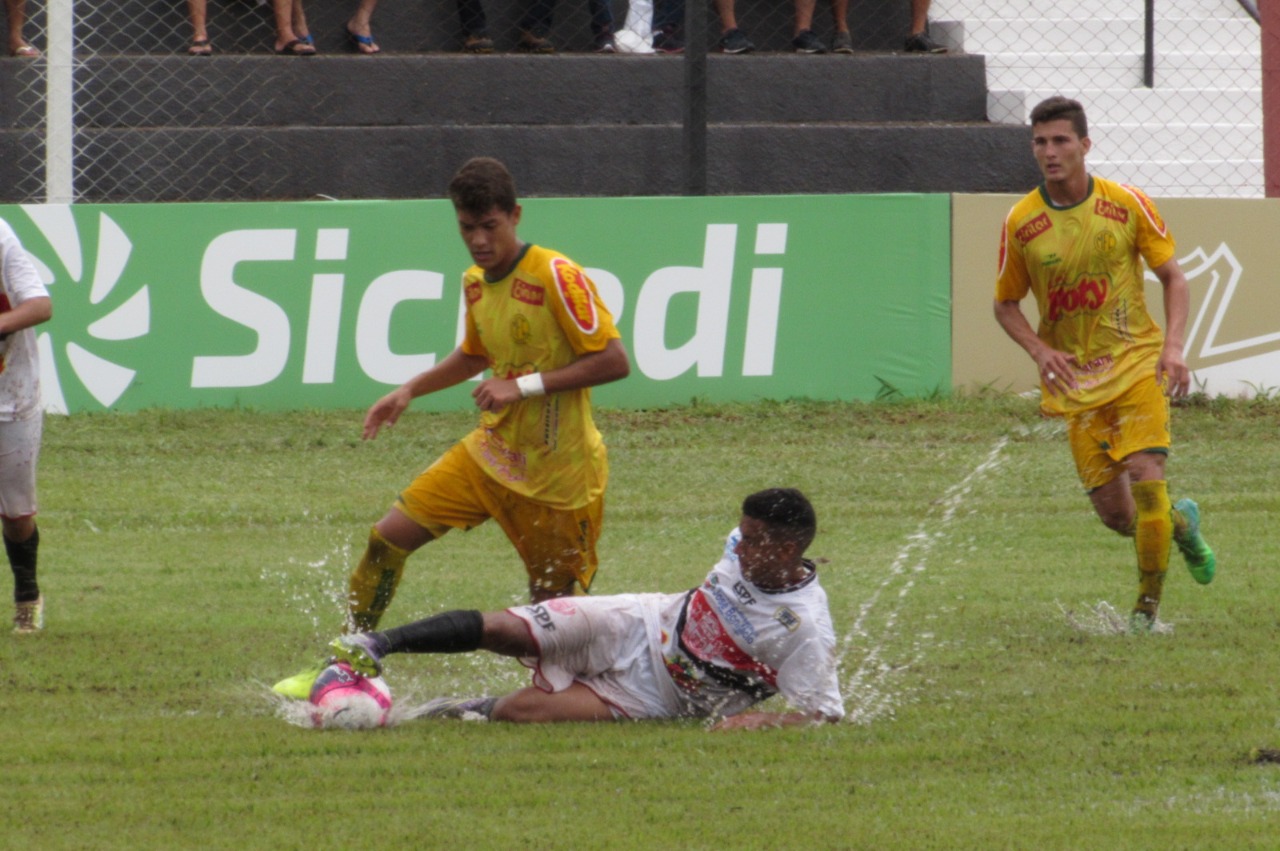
[1093,198,1129,225]
[1047,274,1109,321]
[552,258,598,334]
[1015,213,1052,245]
[465,281,483,304]
[511,278,544,307]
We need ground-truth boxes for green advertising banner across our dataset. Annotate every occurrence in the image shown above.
[0,196,951,413]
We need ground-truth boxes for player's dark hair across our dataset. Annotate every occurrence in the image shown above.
[742,488,817,550]
[448,157,518,216]
[1030,96,1088,139]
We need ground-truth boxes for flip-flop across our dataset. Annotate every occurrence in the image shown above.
[275,38,316,56]
[188,38,212,56]
[346,27,380,54]
[11,44,40,58]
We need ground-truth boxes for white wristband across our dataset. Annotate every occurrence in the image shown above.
[516,373,546,398]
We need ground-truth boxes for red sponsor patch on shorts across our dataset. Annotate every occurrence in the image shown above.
[552,257,598,334]
[511,278,545,306]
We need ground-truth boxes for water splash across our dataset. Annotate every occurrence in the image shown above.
[839,437,1010,724]
[1058,600,1174,636]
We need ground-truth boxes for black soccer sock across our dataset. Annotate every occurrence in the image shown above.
[5,527,39,604]
[379,609,485,655]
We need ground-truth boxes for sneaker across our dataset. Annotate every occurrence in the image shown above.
[463,34,494,53]
[328,633,384,677]
[1173,498,1216,585]
[13,594,43,634]
[593,32,617,53]
[904,31,947,53]
[792,29,827,54]
[1128,610,1156,635]
[718,28,754,54]
[652,26,684,54]
[516,34,556,53]
[831,31,854,54]
[272,665,324,700]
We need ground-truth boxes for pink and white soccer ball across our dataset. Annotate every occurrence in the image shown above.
[308,661,393,729]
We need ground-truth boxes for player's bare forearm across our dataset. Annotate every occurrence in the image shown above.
[362,348,488,439]
[541,338,630,395]
[993,299,1077,393]
[0,296,51,337]
[1152,258,1191,396]
[710,711,838,731]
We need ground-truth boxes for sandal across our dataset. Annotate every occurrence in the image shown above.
[188,38,212,56]
[346,26,380,55]
[275,38,316,56]
[11,43,40,58]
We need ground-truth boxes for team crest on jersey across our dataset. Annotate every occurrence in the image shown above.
[774,607,801,632]
[1015,213,1052,245]
[552,257,598,334]
[465,281,483,305]
[511,278,545,307]
[1093,230,1118,257]
[1093,197,1129,225]
[511,313,532,344]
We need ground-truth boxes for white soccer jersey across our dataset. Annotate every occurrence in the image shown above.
[511,528,845,721]
[0,219,49,421]
[657,528,845,720]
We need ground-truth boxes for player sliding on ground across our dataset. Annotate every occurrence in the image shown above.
[993,96,1216,632]
[289,489,844,730]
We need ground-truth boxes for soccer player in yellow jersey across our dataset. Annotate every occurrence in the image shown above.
[275,157,630,698]
[994,96,1215,632]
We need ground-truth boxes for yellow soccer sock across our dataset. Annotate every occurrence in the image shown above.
[347,527,410,632]
[1131,480,1173,619]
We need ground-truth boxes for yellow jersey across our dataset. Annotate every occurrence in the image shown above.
[460,244,621,509]
[995,176,1177,415]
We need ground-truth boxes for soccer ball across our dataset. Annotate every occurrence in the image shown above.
[308,661,393,729]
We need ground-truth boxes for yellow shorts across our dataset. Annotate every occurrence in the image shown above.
[394,442,602,595]
[1064,375,1171,491]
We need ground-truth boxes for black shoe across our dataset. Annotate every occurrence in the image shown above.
[831,31,854,54]
[904,31,947,53]
[593,32,617,53]
[517,33,556,53]
[791,29,827,54]
[718,28,754,54]
[653,26,684,54]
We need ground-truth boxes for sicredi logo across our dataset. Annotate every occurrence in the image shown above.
[18,211,790,411]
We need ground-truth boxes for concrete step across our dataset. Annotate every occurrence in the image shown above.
[989,87,1259,126]
[983,51,1259,90]
[959,16,1258,51]
[1092,122,1261,160]
[28,54,993,131]
[1088,158,1263,197]
[933,0,1253,19]
[59,121,1040,201]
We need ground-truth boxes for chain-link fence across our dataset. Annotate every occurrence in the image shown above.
[0,0,1265,202]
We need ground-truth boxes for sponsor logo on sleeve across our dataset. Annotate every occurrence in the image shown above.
[1120,184,1168,236]
[465,281,483,305]
[1015,213,1052,246]
[511,278,545,307]
[552,257,599,334]
[774,607,801,632]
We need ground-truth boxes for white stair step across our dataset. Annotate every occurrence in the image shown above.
[1092,123,1261,160]
[989,88,1260,125]
[1088,158,1263,197]
[960,17,1256,51]
[934,0,1253,19]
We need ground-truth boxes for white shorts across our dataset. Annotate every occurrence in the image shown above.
[508,593,684,720]
[0,412,41,520]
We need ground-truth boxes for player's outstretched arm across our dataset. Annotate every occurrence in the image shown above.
[0,295,51,336]
[363,347,489,439]
[711,711,840,731]
[1152,258,1191,397]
